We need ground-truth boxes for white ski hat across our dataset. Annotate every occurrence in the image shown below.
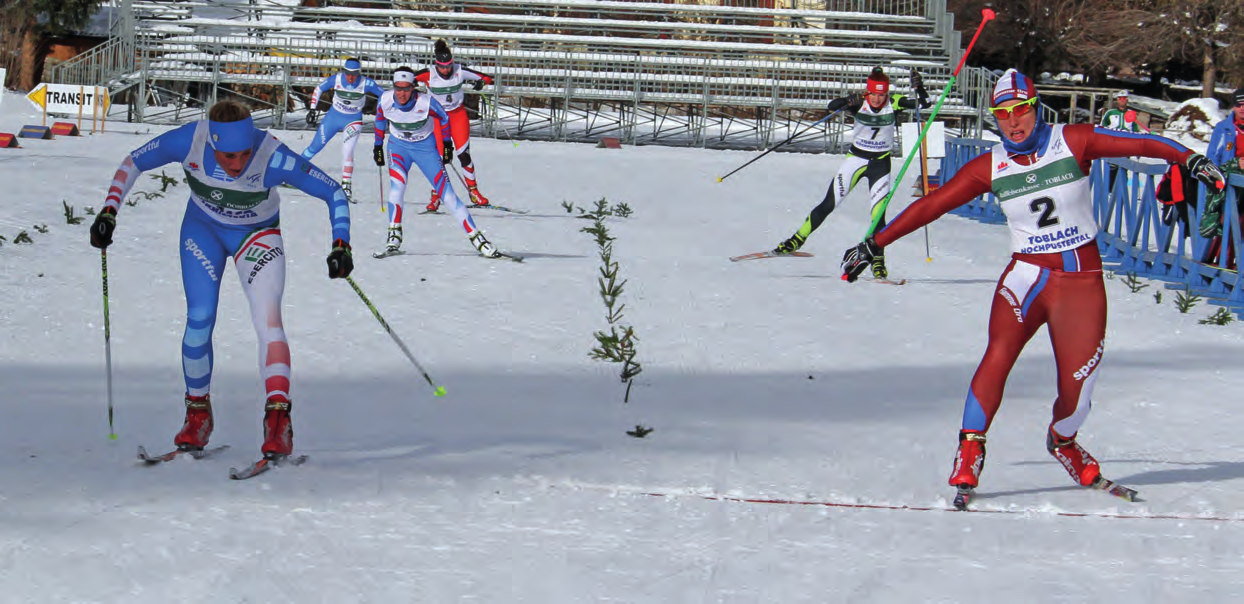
[1115,90,1129,99]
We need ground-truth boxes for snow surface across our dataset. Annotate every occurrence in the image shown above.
[3,91,1244,602]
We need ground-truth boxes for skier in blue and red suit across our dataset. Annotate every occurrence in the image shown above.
[89,99,353,461]
[840,69,1226,497]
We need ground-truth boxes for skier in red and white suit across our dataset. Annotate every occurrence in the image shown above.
[840,69,1226,494]
[414,39,495,211]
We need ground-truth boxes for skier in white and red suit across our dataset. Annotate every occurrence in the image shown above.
[414,39,495,211]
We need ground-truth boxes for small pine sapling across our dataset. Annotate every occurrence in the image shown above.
[581,198,644,415]
[32,224,48,234]
[626,425,654,438]
[1174,285,1202,314]
[1153,290,1162,305]
[1198,308,1235,326]
[1122,272,1148,294]
[63,201,84,225]
[151,170,180,193]
[13,230,33,244]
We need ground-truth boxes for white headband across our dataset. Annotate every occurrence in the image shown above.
[393,71,415,85]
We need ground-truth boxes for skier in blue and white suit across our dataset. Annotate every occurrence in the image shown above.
[372,66,500,258]
[302,57,386,202]
[89,99,353,459]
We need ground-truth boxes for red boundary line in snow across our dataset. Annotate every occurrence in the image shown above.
[637,492,1244,523]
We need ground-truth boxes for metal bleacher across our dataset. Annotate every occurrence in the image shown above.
[48,0,993,152]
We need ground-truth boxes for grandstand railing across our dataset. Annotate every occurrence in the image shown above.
[942,137,1244,317]
[48,0,989,152]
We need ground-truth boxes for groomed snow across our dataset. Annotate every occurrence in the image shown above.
[2,92,1244,602]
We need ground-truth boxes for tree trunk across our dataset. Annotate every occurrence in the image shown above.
[17,20,49,92]
[1201,40,1216,99]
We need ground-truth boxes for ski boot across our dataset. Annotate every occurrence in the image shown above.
[467,183,490,206]
[385,225,403,252]
[949,430,987,488]
[426,189,442,212]
[468,230,500,258]
[949,430,986,510]
[1047,427,1101,486]
[342,179,354,204]
[773,232,806,255]
[261,399,293,458]
[173,394,213,451]
[871,253,889,280]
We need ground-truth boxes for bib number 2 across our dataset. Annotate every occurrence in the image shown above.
[1030,196,1060,229]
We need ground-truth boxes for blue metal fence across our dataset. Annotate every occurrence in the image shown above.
[942,137,1244,317]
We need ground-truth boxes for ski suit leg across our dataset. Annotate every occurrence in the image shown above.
[960,259,1050,433]
[233,226,291,403]
[179,207,230,398]
[1045,271,1107,438]
[340,119,362,183]
[447,107,478,185]
[863,156,894,231]
[402,137,480,236]
[795,154,869,240]
[300,109,349,160]
[385,147,411,228]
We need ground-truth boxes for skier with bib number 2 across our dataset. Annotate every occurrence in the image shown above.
[839,69,1225,507]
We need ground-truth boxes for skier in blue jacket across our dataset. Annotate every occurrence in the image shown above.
[90,99,353,461]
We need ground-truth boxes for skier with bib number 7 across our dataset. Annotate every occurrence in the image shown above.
[840,69,1226,506]
[89,99,354,465]
[772,66,930,279]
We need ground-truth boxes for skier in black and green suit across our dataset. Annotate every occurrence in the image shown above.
[773,66,930,279]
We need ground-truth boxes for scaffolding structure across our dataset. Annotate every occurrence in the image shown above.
[49,0,996,152]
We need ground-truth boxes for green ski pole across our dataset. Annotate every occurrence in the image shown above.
[864,8,996,238]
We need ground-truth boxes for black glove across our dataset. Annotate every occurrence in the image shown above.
[840,236,882,283]
[307,110,319,126]
[1186,153,1225,190]
[327,238,353,279]
[441,141,454,164]
[90,206,117,249]
[471,79,484,91]
[910,68,924,93]
[372,145,385,167]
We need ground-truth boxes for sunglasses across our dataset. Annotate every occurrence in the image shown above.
[991,97,1038,120]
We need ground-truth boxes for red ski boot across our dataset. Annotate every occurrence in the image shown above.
[1047,427,1101,486]
[261,399,293,458]
[426,189,442,212]
[174,394,213,451]
[467,183,490,206]
[948,430,987,489]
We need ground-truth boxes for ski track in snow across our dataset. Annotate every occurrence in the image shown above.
[2,93,1244,601]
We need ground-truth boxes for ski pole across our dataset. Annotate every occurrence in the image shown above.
[101,249,117,439]
[345,275,446,397]
[717,108,846,183]
[864,7,996,239]
[483,94,518,147]
[378,163,386,214]
[915,100,932,262]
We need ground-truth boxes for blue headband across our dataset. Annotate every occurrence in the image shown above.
[208,116,255,153]
[344,58,361,73]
